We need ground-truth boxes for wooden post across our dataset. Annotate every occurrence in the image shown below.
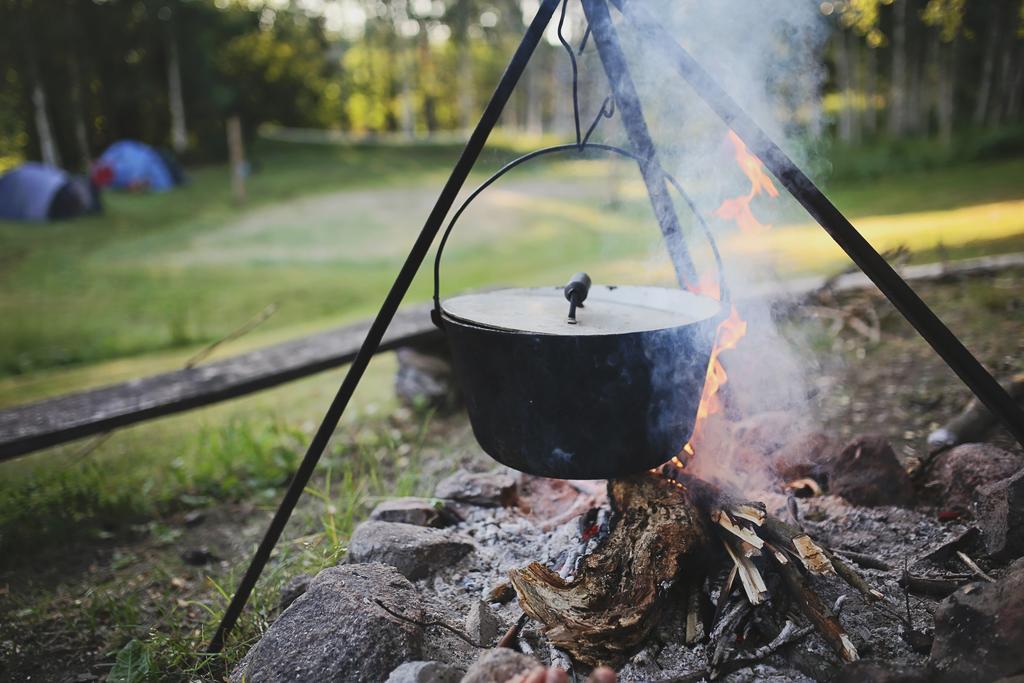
[227,116,246,203]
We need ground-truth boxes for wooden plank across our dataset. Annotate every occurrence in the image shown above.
[0,305,440,460]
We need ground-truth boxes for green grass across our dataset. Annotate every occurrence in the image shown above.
[4,135,1024,379]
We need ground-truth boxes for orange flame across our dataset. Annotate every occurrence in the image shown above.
[712,130,778,235]
[676,131,776,462]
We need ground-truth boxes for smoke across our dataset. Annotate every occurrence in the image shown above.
[587,1,832,494]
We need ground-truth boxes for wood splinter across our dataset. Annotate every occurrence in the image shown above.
[721,537,768,605]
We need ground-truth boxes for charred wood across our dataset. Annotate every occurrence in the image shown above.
[508,475,712,667]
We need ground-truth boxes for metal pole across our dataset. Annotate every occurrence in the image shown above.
[206,0,563,653]
[611,0,1024,448]
[582,0,697,288]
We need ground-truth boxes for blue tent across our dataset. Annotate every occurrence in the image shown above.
[95,140,178,192]
[0,163,101,222]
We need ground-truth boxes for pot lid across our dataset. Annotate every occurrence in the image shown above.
[441,285,721,336]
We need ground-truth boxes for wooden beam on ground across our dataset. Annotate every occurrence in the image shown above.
[0,305,439,461]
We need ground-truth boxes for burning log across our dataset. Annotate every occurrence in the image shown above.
[508,475,712,666]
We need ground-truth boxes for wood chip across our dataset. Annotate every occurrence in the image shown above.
[722,538,768,605]
[793,535,836,575]
[956,551,995,583]
[763,541,790,565]
[731,502,766,526]
[712,510,765,549]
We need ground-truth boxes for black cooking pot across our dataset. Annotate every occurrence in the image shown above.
[431,145,728,479]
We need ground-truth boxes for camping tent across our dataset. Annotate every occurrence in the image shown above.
[93,140,181,192]
[0,163,101,222]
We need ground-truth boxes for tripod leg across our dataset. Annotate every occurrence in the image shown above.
[206,0,562,654]
[583,0,697,288]
[611,0,1024,449]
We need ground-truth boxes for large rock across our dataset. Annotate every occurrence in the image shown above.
[347,521,474,580]
[927,444,1024,512]
[435,470,518,507]
[974,467,1024,559]
[231,563,423,683]
[930,562,1024,682]
[278,573,312,612]
[459,648,543,683]
[770,430,838,482]
[370,497,456,528]
[829,436,914,507]
[386,661,463,683]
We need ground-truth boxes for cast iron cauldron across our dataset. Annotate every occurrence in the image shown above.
[430,143,728,479]
[437,277,723,479]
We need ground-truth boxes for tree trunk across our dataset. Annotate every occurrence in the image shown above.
[166,27,187,154]
[836,30,855,143]
[526,58,543,135]
[19,3,60,167]
[992,10,1017,127]
[973,5,999,127]
[68,57,91,169]
[937,37,956,145]
[887,0,909,137]
[905,18,927,136]
[457,39,474,131]
[30,80,60,167]
[864,43,878,137]
[1006,42,1023,122]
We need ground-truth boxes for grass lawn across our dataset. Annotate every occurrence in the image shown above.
[2,136,1024,679]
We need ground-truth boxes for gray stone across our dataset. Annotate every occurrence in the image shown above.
[386,661,463,683]
[464,601,501,647]
[231,563,423,683]
[927,444,1024,511]
[347,520,474,580]
[830,435,914,507]
[974,466,1024,559]
[435,470,517,507]
[395,342,459,412]
[278,573,312,612]
[459,648,542,683]
[931,562,1024,682]
[370,497,455,528]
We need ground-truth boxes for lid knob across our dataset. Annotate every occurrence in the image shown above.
[564,272,591,325]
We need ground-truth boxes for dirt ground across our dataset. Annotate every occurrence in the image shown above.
[2,267,1021,682]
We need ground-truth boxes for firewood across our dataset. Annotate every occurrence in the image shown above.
[955,551,995,583]
[926,372,1024,453]
[898,572,968,597]
[684,583,705,644]
[497,613,529,650]
[731,502,767,526]
[834,549,892,571]
[721,537,768,605]
[772,555,859,663]
[508,475,712,667]
[712,509,764,549]
[792,535,836,576]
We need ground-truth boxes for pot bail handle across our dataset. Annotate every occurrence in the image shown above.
[431,142,730,329]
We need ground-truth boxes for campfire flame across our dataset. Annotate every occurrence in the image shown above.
[712,130,779,235]
[679,131,777,462]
